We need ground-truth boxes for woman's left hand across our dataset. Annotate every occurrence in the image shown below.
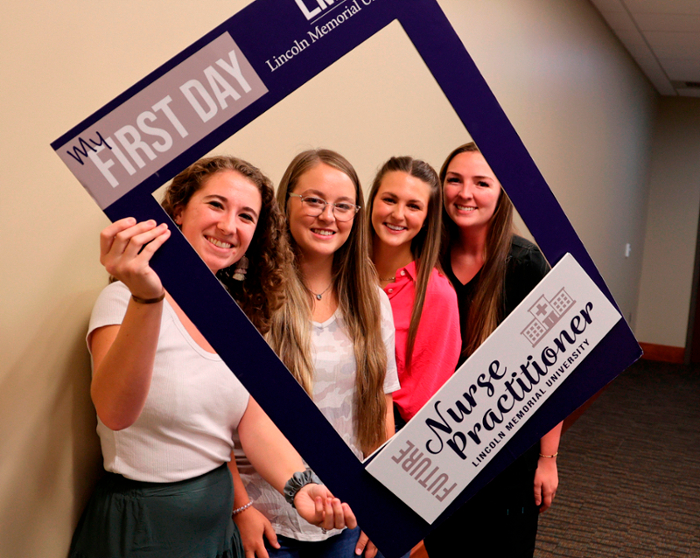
[294,484,357,531]
[534,456,558,513]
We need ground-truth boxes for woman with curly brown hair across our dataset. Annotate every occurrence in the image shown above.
[159,156,289,335]
[69,156,357,558]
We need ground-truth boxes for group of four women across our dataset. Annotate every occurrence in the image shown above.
[70,143,561,558]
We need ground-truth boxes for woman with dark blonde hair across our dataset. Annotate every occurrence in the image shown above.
[69,156,357,558]
[366,156,460,426]
[423,143,562,558]
[236,149,399,558]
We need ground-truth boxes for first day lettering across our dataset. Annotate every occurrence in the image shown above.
[69,49,251,188]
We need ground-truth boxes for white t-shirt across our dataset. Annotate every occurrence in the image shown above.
[88,281,250,482]
[238,289,400,541]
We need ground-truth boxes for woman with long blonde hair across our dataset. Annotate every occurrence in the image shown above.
[236,149,399,558]
[423,143,562,558]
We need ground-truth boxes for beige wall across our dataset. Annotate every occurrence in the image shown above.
[635,97,700,348]
[200,19,471,192]
[0,1,659,556]
[439,0,658,325]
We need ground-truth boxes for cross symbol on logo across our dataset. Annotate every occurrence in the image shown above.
[536,302,550,316]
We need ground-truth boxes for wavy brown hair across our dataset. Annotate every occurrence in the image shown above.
[273,149,388,455]
[162,155,292,335]
[367,156,443,372]
[440,143,514,359]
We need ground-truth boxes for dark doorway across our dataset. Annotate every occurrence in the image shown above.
[686,207,700,364]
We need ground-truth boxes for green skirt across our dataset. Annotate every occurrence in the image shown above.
[69,463,243,558]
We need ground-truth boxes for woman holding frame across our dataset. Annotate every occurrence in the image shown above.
[69,156,356,558]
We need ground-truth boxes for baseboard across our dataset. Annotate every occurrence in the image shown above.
[639,342,685,364]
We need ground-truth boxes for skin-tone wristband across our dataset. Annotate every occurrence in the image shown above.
[131,292,166,304]
[539,452,559,458]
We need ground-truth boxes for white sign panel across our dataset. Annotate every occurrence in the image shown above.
[366,253,622,523]
[55,33,268,209]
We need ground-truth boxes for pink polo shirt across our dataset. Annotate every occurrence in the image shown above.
[384,261,461,421]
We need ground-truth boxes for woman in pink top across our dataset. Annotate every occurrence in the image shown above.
[367,156,461,425]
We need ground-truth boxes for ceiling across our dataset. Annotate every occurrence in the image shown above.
[589,0,700,97]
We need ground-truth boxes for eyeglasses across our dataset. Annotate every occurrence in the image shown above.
[289,193,361,222]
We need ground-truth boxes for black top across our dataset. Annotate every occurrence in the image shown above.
[445,235,550,368]
[442,235,549,508]
[425,237,550,558]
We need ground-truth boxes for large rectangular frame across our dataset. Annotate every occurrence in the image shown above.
[52,1,642,556]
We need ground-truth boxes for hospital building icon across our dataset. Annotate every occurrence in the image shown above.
[520,288,576,347]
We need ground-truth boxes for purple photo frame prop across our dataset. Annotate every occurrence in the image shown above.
[52,1,642,556]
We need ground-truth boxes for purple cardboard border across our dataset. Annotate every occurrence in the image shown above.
[53,1,641,555]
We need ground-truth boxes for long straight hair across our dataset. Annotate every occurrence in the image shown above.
[272,149,388,455]
[440,143,514,359]
[367,156,442,371]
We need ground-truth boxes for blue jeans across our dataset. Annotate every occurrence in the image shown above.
[266,527,361,558]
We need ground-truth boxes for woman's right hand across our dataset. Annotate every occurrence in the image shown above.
[234,505,280,558]
[100,217,171,299]
[91,218,171,430]
[294,484,357,532]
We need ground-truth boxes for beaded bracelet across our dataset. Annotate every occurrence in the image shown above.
[539,452,559,458]
[232,501,254,515]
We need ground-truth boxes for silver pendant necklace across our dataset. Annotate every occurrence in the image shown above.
[308,283,333,301]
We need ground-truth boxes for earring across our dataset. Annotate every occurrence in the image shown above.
[232,255,248,281]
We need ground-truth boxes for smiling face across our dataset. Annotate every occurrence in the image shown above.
[174,170,262,273]
[371,170,431,252]
[443,150,502,233]
[287,162,357,262]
